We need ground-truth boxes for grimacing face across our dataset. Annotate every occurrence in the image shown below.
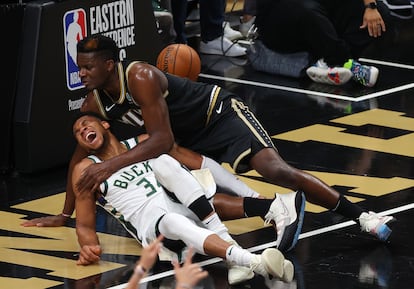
[73,115,108,152]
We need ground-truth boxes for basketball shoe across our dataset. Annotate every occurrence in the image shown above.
[226,239,255,285]
[223,21,243,41]
[250,248,294,282]
[306,59,353,85]
[239,16,257,38]
[264,191,306,252]
[199,36,246,57]
[358,211,395,241]
[344,59,379,87]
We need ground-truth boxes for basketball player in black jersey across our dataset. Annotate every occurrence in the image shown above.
[23,34,393,242]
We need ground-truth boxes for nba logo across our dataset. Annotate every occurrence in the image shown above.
[63,9,87,91]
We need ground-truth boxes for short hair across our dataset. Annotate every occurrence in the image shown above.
[70,111,108,136]
[77,34,119,62]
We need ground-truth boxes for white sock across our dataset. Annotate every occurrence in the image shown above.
[225,245,254,267]
[202,212,232,241]
[201,156,260,198]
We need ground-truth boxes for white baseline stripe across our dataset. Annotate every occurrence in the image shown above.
[108,203,413,289]
[359,58,414,70]
[198,73,414,102]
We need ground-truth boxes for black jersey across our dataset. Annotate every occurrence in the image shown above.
[92,60,275,173]
[93,61,229,142]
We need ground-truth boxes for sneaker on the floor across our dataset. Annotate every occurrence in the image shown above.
[250,248,294,281]
[223,21,243,41]
[306,59,353,85]
[226,240,255,285]
[358,211,396,241]
[239,16,257,38]
[344,59,379,87]
[199,36,246,57]
[265,277,297,289]
[228,263,255,285]
[264,191,306,252]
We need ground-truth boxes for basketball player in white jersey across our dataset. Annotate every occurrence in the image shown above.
[72,112,295,284]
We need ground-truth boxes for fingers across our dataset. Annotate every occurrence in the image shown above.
[173,255,208,288]
[76,163,109,193]
[77,245,101,265]
[21,215,67,227]
[21,219,41,227]
[368,21,385,37]
[362,10,386,38]
[183,247,194,265]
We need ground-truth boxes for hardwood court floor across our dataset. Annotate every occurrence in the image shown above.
[1,8,414,289]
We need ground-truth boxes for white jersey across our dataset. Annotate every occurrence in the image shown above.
[89,138,176,245]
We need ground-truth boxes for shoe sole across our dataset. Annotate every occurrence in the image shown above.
[306,66,353,85]
[364,66,379,87]
[228,264,255,285]
[281,260,294,282]
[376,215,397,241]
[199,43,246,57]
[261,248,285,279]
[277,191,306,252]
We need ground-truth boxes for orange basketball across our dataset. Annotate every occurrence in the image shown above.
[156,44,201,81]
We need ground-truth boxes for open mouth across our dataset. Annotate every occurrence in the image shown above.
[85,131,97,143]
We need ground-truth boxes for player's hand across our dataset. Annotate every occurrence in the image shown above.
[76,162,113,194]
[21,214,68,227]
[360,8,385,38]
[77,245,102,265]
[173,247,208,289]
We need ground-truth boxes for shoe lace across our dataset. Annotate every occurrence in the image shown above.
[360,211,380,232]
[264,205,290,228]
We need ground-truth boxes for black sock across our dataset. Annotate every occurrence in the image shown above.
[332,195,364,220]
[243,197,273,219]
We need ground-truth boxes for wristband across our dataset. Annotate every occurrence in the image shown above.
[177,283,192,289]
[61,213,71,218]
[134,265,147,277]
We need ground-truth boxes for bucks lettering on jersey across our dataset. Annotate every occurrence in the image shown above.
[88,138,163,222]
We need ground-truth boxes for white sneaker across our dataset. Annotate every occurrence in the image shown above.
[306,59,353,85]
[228,264,255,285]
[265,277,297,289]
[264,191,306,252]
[226,240,255,285]
[223,21,243,41]
[250,248,294,281]
[199,36,247,57]
[359,211,395,241]
[239,16,256,38]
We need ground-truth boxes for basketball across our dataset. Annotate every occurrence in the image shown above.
[156,44,201,81]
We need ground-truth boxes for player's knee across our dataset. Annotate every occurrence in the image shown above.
[152,154,180,179]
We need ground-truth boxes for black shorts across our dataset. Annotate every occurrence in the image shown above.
[182,93,276,173]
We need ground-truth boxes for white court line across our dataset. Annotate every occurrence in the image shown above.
[108,203,414,289]
[199,73,414,102]
[359,58,414,70]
